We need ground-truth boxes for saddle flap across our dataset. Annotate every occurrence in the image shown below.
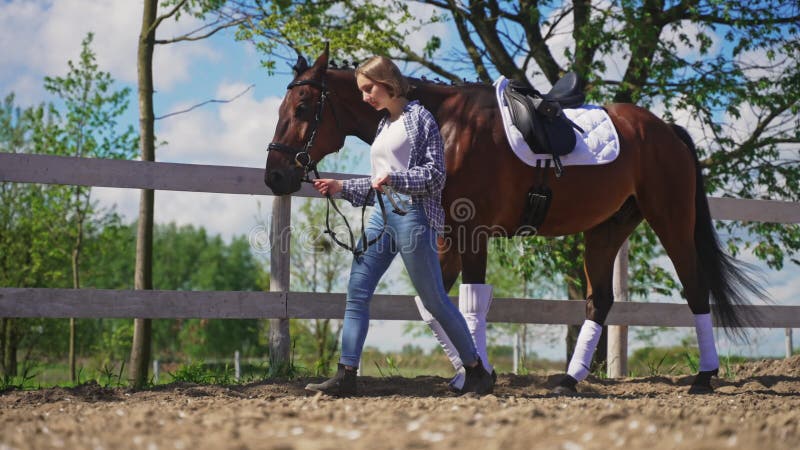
[504,88,536,145]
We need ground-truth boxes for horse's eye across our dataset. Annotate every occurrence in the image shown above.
[295,104,309,117]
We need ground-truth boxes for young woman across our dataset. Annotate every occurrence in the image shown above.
[307,56,493,396]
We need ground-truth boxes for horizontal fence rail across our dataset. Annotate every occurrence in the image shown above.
[2,152,799,335]
[3,153,800,223]
[0,153,331,199]
[0,288,286,319]
[1,289,799,328]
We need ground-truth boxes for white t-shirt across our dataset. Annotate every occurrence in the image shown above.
[370,114,411,183]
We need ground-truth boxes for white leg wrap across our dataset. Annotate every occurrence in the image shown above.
[567,320,603,382]
[449,367,466,391]
[694,313,719,372]
[414,296,463,371]
[459,283,494,374]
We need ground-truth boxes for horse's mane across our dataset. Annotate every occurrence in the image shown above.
[326,64,491,93]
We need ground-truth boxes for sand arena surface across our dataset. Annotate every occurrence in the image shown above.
[1,356,799,450]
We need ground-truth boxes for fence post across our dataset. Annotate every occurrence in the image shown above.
[269,195,292,370]
[513,331,520,375]
[234,350,241,381]
[787,328,794,359]
[608,239,629,378]
[153,359,159,384]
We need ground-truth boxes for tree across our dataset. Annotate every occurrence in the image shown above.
[81,222,267,368]
[236,0,800,366]
[150,224,265,360]
[0,95,71,378]
[43,32,137,383]
[130,0,250,388]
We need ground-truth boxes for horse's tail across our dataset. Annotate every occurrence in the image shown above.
[670,124,767,338]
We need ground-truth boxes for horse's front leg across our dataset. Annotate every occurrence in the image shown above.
[555,207,642,395]
[457,230,494,376]
[438,234,462,293]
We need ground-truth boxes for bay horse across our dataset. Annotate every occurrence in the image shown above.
[264,47,764,394]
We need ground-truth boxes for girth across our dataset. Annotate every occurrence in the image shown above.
[519,159,554,235]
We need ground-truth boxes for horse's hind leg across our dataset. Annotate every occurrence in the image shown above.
[635,177,720,393]
[556,197,643,394]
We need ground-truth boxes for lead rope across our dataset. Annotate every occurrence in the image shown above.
[312,166,389,258]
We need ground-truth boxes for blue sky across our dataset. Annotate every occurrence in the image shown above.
[1,0,796,363]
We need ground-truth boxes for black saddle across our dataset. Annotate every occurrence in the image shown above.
[504,72,586,177]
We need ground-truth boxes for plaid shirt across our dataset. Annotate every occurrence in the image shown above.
[340,100,446,235]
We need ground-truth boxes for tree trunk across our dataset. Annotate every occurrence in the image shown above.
[2,318,17,377]
[594,322,608,374]
[565,281,583,371]
[0,318,5,375]
[129,0,157,389]
[69,318,76,383]
[69,212,83,384]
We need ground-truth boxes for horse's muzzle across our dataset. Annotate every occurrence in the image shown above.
[264,168,302,195]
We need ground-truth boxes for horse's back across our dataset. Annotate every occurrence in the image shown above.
[605,103,697,174]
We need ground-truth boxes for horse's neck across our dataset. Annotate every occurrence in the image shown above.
[410,83,459,112]
[412,83,494,119]
[327,70,383,143]
[327,71,495,143]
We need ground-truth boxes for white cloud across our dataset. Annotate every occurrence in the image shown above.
[404,3,450,56]
[662,21,723,61]
[90,80,285,240]
[0,0,218,103]
[156,81,284,167]
[92,187,269,243]
[518,1,630,88]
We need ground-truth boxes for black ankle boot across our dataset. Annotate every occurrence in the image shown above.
[552,374,578,395]
[461,358,494,395]
[305,363,357,397]
[688,368,719,394]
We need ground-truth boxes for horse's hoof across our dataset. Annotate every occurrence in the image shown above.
[688,368,719,395]
[552,385,579,396]
[552,375,578,396]
[687,383,714,395]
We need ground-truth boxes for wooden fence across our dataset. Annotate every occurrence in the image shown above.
[2,153,799,376]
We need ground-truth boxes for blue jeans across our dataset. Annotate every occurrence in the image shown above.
[339,191,479,368]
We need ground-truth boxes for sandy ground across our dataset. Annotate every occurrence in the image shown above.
[1,357,799,450]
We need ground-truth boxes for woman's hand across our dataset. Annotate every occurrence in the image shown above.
[313,178,342,196]
[371,172,391,192]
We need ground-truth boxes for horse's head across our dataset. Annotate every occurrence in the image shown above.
[265,45,347,194]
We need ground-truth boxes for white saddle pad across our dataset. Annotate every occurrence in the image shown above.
[494,76,620,167]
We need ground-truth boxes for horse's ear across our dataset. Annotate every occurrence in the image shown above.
[309,42,330,75]
[292,54,309,77]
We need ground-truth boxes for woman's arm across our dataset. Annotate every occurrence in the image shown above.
[313,178,375,206]
[340,177,376,206]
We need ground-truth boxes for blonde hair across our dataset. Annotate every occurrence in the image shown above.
[355,56,410,98]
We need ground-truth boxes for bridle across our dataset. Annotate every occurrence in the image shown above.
[267,77,401,258]
[266,78,332,183]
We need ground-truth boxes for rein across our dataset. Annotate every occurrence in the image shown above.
[267,77,390,258]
